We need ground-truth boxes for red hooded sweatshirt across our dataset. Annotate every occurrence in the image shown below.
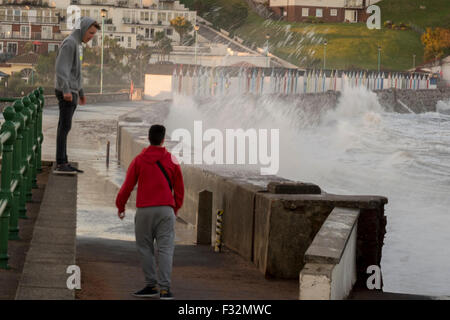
[115,146,184,215]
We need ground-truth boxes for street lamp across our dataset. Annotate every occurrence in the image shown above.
[265,33,270,68]
[323,40,327,70]
[194,24,199,65]
[377,45,381,73]
[100,8,107,94]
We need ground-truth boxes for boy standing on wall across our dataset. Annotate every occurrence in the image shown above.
[116,125,184,300]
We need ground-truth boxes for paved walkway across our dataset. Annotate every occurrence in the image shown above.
[0,165,49,299]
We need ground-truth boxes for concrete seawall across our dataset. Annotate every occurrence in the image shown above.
[117,102,388,297]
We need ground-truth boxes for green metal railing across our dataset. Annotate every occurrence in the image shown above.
[0,88,44,269]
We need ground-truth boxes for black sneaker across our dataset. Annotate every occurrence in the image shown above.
[160,289,174,300]
[68,164,84,173]
[132,286,159,298]
[53,164,77,175]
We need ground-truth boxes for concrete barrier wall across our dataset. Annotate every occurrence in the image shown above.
[299,208,359,300]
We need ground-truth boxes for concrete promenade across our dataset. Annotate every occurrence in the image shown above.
[1,99,441,300]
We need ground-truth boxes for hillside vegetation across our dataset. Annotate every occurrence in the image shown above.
[181,0,450,71]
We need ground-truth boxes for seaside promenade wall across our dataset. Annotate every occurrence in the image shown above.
[117,102,387,298]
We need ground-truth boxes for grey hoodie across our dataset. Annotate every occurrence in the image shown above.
[55,17,97,97]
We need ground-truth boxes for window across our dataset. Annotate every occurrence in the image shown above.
[302,8,309,17]
[21,11,28,23]
[127,36,132,48]
[0,43,3,53]
[42,26,53,40]
[141,11,150,21]
[20,25,30,38]
[14,10,20,22]
[6,9,13,22]
[7,42,17,55]
[48,44,59,52]
[330,9,338,16]
[166,28,173,36]
[43,10,52,23]
[0,24,12,35]
[316,9,323,18]
[131,27,135,33]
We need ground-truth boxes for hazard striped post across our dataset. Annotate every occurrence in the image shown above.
[214,209,223,253]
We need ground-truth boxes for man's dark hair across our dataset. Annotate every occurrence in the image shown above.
[149,125,166,145]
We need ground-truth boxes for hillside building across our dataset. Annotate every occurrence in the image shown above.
[269,0,381,23]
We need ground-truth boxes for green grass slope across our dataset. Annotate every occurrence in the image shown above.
[183,0,450,71]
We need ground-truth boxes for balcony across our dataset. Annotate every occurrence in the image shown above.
[1,1,51,7]
[122,17,140,24]
[344,0,364,8]
[0,15,59,24]
[0,31,64,40]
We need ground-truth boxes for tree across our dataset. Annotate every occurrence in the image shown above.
[154,31,173,62]
[421,27,450,62]
[35,51,57,85]
[124,44,153,86]
[170,16,193,45]
[23,41,33,53]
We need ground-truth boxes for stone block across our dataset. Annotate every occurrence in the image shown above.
[267,181,321,194]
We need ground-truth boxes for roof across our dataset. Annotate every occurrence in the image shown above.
[7,52,39,65]
[417,55,450,68]
[0,71,9,77]
[230,61,257,68]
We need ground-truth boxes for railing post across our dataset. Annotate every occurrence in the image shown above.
[0,106,17,269]
[20,97,31,213]
[35,88,44,173]
[28,93,39,189]
[22,97,35,201]
[10,100,26,240]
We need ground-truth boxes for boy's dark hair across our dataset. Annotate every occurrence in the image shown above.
[90,21,101,30]
[149,125,166,145]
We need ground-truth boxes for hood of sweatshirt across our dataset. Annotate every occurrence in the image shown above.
[139,146,170,164]
[71,16,97,44]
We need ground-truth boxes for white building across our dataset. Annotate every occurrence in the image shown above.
[0,0,197,51]
[59,0,197,49]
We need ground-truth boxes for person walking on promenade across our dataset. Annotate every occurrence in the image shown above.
[54,17,100,174]
[116,125,185,300]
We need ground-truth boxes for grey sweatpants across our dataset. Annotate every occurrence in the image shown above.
[135,206,175,290]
